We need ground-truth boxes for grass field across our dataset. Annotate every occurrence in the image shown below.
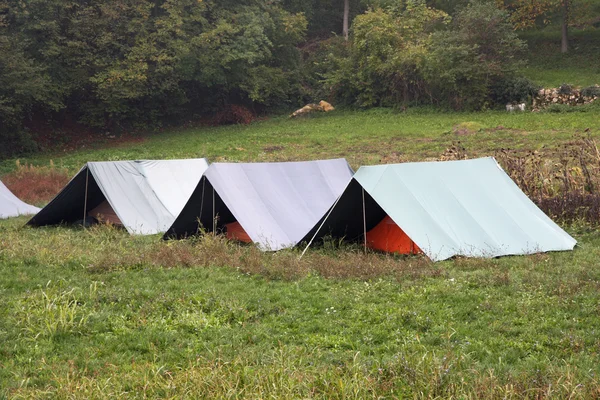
[2,108,600,398]
[520,29,600,88]
[2,107,599,176]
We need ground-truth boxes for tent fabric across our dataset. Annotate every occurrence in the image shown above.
[165,159,354,250]
[310,157,576,261]
[28,159,208,235]
[366,216,421,254]
[226,221,252,243]
[0,179,40,219]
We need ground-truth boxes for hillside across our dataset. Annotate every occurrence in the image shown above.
[520,28,600,87]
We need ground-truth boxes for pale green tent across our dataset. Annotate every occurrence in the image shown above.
[304,157,576,261]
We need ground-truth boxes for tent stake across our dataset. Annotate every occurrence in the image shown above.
[299,193,343,259]
[362,187,367,254]
[83,168,89,228]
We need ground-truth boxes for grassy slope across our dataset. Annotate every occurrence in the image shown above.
[2,108,599,175]
[2,109,600,397]
[520,29,600,88]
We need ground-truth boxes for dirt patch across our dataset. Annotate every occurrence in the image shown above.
[452,122,485,136]
[263,145,285,153]
[485,125,527,135]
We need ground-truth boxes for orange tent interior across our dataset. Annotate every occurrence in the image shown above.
[88,200,123,226]
[366,215,421,255]
[226,221,253,243]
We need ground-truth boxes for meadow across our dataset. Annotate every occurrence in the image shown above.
[1,105,600,398]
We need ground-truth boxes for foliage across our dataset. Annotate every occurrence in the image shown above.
[498,0,597,30]
[320,1,528,110]
[425,2,527,109]
[490,76,541,105]
[324,1,450,107]
[559,82,575,94]
[581,84,600,97]
[0,0,308,155]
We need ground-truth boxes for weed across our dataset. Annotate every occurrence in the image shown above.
[16,280,95,339]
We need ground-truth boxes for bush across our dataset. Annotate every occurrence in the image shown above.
[426,2,527,109]
[211,105,256,126]
[581,85,600,97]
[490,76,540,106]
[0,129,39,160]
[558,83,574,95]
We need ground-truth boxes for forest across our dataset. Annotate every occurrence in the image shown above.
[1,0,599,157]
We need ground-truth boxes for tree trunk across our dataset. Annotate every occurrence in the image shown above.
[561,0,569,53]
[343,0,349,41]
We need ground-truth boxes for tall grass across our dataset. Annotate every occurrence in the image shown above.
[1,160,69,205]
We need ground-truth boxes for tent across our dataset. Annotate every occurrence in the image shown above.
[28,159,209,235]
[303,157,576,261]
[0,179,40,219]
[164,159,354,250]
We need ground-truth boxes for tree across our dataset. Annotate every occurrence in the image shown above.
[426,2,527,108]
[343,0,350,40]
[499,0,578,53]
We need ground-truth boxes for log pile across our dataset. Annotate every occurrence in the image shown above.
[532,86,598,111]
[290,100,335,118]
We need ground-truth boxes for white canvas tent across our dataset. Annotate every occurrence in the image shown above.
[0,179,40,219]
[165,159,354,250]
[28,159,209,235]
[304,157,576,261]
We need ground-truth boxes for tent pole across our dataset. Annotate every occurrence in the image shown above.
[212,187,216,233]
[362,188,367,254]
[198,178,206,233]
[299,194,343,259]
[83,168,89,228]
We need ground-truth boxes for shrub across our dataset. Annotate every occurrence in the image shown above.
[211,105,256,126]
[426,2,527,109]
[323,1,449,107]
[558,83,574,95]
[581,85,600,97]
[490,76,540,105]
[494,134,600,226]
[0,129,39,160]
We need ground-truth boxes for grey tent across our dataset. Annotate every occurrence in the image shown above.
[165,159,354,250]
[0,179,40,219]
[304,157,576,261]
[28,159,209,235]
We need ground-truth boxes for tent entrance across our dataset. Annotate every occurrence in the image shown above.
[366,215,421,255]
[88,200,123,226]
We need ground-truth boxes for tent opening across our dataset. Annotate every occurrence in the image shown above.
[88,200,123,226]
[225,221,252,243]
[366,215,421,255]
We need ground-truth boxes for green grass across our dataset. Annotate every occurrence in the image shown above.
[1,217,600,398]
[520,28,600,88]
[2,107,599,175]
[2,109,600,397]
